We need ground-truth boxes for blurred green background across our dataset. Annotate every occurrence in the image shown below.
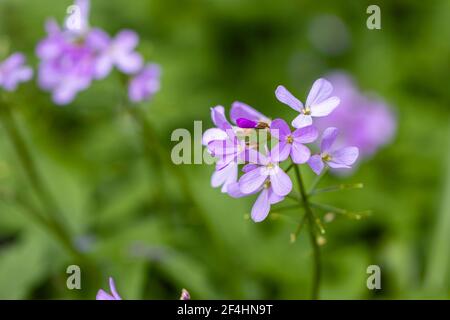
[0,0,449,299]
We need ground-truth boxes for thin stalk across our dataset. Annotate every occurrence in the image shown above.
[310,183,364,196]
[0,102,87,262]
[307,167,328,194]
[293,164,321,300]
[310,202,371,220]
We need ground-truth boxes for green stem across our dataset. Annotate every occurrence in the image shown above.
[0,102,82,261]
[293,165,321,300]
[310,183,364,196]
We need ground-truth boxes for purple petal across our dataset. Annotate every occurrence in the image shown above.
[109,277,122,300]
[227,182,246,198]
[211,106,231,130]
[306,78,333,107]
[290,141,311,164]
[211,161,238,192]
[239,167,267,194]
[292,114,313,128]
[269,167,292,196]
[275,85,303,111]
[310,96,340,117]
[270,118,290,140]
[208,139,237,156]
[236,118,257,128]
[202,128,228,146]
[268,188,284,204]
[115,51,143,74]
[94,54,113,79]
[270,141,291,162]
[180,289,190,300]
[308,155,325,175]
[251,188,270,222]
[96,290,114,300]
[292,125,318,143]
[114,30,139,51]
[245,149,269,166]
[242,163,259,173]
[330,147,359,167]
[321,127,339,153]
[230,101,268,124]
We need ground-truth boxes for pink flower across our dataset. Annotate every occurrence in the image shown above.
[308,127,359,175]
[0,53,33,91]
[128,64,161,103]
[275,78,340,128]
[96,277,122,300]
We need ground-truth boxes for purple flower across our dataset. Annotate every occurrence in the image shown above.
[308,127,359,175]
[94,30,143,79]
[96,277,122,300]
[238,151,292,222]
[128,64,161,103]
[180,289,190,300]
[275,78,340,128]
[315,73,396,158]
[231,101,270,129]
[0,53,33,91]
[270,119,318,164]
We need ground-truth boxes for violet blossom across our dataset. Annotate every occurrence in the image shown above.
[238,151,292,222]
[308,127,359,175]
[0,53,33,91]
[231,101,271,129]
[315,72,396,158]
[270,119,318,164]
[128,64,161,103]
[276,78,340,128]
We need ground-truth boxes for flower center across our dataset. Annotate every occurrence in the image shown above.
[286,135,294,144]
[263,180,271,189]
[302,107,311,115]
[321,153,332,162]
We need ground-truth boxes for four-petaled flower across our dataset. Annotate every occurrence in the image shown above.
[308,127,359,175]
[238,151,292,222]
[128,64,161,103]
[276,78,340,128]
[270,119,318,164]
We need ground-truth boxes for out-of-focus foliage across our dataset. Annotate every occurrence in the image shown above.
[0,0,449,299]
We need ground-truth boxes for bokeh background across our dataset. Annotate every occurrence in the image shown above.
[0,0,449,299]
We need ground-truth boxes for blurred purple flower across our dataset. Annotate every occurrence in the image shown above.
[238,151,292,222]
[275,78,340,128]
[94,30,143,79]
[96,277,122,300]
[308,127,359,175]
[0,53,33,91]
[270,119,318,164]
[128,64,161,103]
[315,73,396,158]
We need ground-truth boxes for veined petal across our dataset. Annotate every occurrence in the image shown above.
[239,168,267,194]
[292,125,318,143]
[321,127,339,153]
[330,147,359,166]
[230,101,268,124]
[292,114,313,128]
[208,139,237,156]
[270,118,291,140]
[242,163,259,173]
[202,128,228,145]
[306,78,333,107]
[271,141,291,162]
[269,167,292,196]
[275,85,303,111]
[308,154,325,175]
[310,96,340,117]
[290,141,311,164]
[227,182,246,198]
[211,161,237,191]
[268,188,284,204]
[109,277,122,300]
[251,188,270,222]
[210,106,231,130]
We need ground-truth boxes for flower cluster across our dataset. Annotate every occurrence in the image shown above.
[203,78,359,222]
[0,53,33,91]
[36,0,160,105]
